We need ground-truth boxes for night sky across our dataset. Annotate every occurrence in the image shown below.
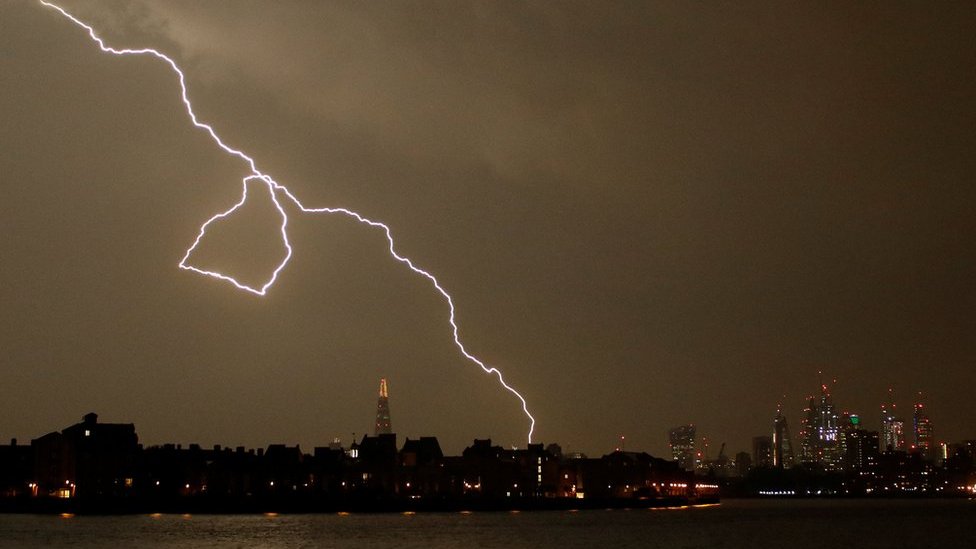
[2,0,974,458]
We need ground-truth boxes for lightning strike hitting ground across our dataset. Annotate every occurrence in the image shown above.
[39,1,536,443]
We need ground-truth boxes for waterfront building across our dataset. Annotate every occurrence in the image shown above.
[668,425,696,471]
[31,412,140,499]
[0,439,31,498]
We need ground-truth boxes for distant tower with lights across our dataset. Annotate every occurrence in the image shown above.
[881,389,906,452]
[798,376,842,469]
[773,404,795,469]
[668,424,696,471]
[912,393,933,458]
[375,378,393,435]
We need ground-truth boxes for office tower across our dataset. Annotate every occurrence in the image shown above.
[881,390,906,452]
[753,436,773,468]
[837,411,860,468]
[668,424,696,471]
[845,429,880,471]
[799,381,842,469]
[913,398,933,458]
[773,406,795,469]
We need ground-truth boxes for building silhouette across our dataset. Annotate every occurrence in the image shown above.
[845,428,880,472]
[752,436,773,468]
[2,406,975,511]
[735,451,752,477]
[772,406,795,469]
[375,378,392,436]
[32,413,139,500]
[668,425,696,471]
[0,412,715,512]
[0,439,31,499]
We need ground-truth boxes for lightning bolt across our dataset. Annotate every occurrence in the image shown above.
[38,1,536,443]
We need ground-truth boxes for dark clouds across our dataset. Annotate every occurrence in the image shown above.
[1,0,974,456]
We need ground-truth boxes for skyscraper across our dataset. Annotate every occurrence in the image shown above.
[772,406,795,469]
[753,436,773,468]
[881,390,906,452]
[668,424,696,471]
[837,411,861,468]
[845,428,880,471]
[913,397,933,458]
[375,378,392,435]
[798,382,842,469]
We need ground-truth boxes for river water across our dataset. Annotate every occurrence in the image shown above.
[0,499,973,548]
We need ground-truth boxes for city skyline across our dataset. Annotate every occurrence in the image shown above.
[2,1,975,458]
[3,374,964,466]
[4,402,972,508]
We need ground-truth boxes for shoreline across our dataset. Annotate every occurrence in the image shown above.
[0,495,719,515]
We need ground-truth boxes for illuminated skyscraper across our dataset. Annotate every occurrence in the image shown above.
[773,406,795,469]
[913,397,933,457]
[668,424,696,471]
[375,378,392,435]
[798,381,842,469]
[881,390,906,452]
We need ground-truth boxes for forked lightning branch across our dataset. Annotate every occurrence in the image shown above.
[38,1,536,443]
